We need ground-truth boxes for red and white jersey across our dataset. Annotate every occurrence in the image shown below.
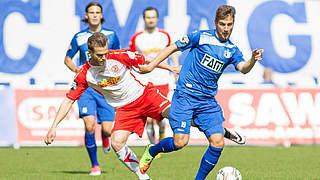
[66,49,147,108]
[129,28,171,86]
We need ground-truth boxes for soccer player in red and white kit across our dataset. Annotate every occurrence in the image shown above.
[129,7,179,144]
[44,32,179,180]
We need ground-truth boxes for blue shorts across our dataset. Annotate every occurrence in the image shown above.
[169,90,225,138]
[77,87,115,124]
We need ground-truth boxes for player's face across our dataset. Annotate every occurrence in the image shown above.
[86,6,103,26]
[215,15,234,42]
[89,45,108,66]
[144,10,158,30]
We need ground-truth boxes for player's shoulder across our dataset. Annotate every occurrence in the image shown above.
[130,31,144,39]
[74,62,90,80]
[101,27,117,36]
[74,28,90,38]
[198,29,215,36]
[107,49,128,57]
[158,28,169,35]
[108,49,141,59]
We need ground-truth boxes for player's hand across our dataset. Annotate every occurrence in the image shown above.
[144,56,154,64]
[44,128,56,145]
[252,49,264,61]
[138,64,154,74]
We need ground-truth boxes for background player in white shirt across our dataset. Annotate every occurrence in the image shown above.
[129,7,179,144]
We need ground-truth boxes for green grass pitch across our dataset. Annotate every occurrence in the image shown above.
[0,145,319,179]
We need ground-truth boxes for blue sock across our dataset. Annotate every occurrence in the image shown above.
[195,145,223,180]
[85,132,99,167]
[149,137,179,157]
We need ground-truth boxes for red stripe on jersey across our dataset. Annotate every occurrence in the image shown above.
[129,71,146,88]
[129,31,144,52]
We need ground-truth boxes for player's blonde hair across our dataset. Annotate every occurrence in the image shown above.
[88,32,108,52]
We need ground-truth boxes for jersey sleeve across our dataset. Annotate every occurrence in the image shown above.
[123,51,145,68]
[109,50,145,68]
[66,67,88,101]
[175,31,200,52]
[66,34,79,58]
[111,32,120,50]
[230,47,245,68]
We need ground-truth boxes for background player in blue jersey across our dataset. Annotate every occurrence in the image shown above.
[64,2,120,176]
[138,5,263,179]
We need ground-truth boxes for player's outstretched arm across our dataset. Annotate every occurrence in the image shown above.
[44,98,75,145]
[64,56,81,73]
[139,43,179,73]
[236,49,264,74]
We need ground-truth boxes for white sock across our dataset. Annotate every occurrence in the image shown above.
[116,145,150,179]
[146,122,155,144]
[159,120,166,134]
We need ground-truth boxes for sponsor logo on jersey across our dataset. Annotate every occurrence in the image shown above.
[201,54,224,72]
[142,48,162,54]
[98,76,120,87]
[179,35,190,46]
[71,81,78,90]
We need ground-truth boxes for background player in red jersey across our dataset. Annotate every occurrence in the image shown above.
[45,32,179,180]
[129,7,179,145]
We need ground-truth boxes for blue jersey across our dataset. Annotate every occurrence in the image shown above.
[66,27,120,66]
[175,30,245,97]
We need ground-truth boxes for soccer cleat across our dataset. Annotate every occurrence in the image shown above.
[89,165,101,176]
[154,153,161,159]
[102,137,111,154]
[139,144,155,174]
[224,128,246,145]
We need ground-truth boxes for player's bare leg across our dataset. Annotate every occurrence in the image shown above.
[146,117,155,144]
[83,116,101,176]
[111,130,151,180]
[101,121,113,154]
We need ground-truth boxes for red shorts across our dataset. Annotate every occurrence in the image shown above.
[111,83,171,137]
[154,84,169,97]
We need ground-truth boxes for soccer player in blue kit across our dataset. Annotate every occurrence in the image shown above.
[64,2,120,176]
[139,5,263,179]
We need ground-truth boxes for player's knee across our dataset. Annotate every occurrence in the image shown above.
[161,106,170,119]
[146,117,153,124]
[102,126,112,136]
[211,138,224,148]
[174,137,189,149]
[102,129,111,137]
[111,138,125,152]
[85,124,95,134]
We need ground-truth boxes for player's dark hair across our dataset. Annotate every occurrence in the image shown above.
[82,1,105,24]
[215,5,236,24]
[143,7,159,18]
[88,32,108,51]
